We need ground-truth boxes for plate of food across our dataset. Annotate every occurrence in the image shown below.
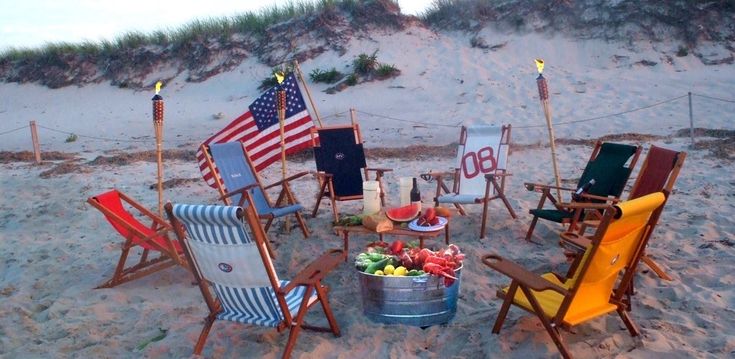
[408,216,449,232]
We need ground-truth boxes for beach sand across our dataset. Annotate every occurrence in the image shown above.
[1,26,734,358]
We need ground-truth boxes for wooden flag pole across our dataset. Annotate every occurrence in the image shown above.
[152,82,165,217]
[535,59,562,200]
[293,60,323,127]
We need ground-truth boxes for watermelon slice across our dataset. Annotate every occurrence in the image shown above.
[385,203,421,222]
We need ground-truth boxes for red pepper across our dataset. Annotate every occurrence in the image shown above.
[389,240,404,255]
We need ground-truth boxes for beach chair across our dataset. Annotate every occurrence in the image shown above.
[482,192,666,358]
[425,125,517,239]
[310,123,392,222]
[524,141,641,241]
[200,142,310,238]
[570,145,686,283]
[87,189,187,288]
[165,200,343,358]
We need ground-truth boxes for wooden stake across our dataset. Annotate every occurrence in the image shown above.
[542,100,562,200]
[293,60,323,127]
[29,120,41,164]
[349,108,357,126]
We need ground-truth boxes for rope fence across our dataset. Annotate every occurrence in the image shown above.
[1,92,733,157]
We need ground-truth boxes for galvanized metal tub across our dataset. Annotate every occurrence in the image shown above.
[358,266,462,327]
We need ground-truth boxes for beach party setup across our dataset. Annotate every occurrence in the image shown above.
[73,53,702,359]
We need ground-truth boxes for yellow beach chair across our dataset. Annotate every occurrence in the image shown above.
[482,192,665,358]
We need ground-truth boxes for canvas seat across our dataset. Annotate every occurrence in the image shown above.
[482,192,666,358]
[426,125,517,239]
[524,141,641,241]
[200,141,310,240]
[87,189,188,288]
[165,199,344,358]
[310,123,392,222]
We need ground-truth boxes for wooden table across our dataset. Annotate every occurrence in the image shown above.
[333,222,450,258]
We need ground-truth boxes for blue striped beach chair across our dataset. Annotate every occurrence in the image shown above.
[200,141,310,238]
[165,201,343,358]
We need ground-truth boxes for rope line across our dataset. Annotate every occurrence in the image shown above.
[36,124,154,143]
[515,94,688,129]
[0,125,29,136]
[355,110,461,128]
[692,93,735,104]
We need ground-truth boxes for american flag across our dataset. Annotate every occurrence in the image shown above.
[197,73,315,187]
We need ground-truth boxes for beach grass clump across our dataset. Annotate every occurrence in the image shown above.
[309,67,344,83]
[353,50,379,75]
[65,134,78,143]
[375,63,399,79]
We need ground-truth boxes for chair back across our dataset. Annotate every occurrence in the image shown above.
[454,125,506,195]
[578,142,639,199]
[90,189,175,252]
[209,142,270,213]
[171,203,286,327]
[312,125,367,197]
[562,192,665,323]
[629,146,684,199]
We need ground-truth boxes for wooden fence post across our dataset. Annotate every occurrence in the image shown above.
[30,120,41,164]
[688,92,695,147]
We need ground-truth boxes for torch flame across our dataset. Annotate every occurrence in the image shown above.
[155,81,163,95]
[274,71,285,84]
[535,59,544,74]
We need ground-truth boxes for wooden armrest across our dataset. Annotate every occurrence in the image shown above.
[524,182,577,192]
[482,254,568,294]
[263,171,311,190]
[280,249,345,293]
[421,171,454,180]
[366,167,393,173]
[314,172,333,179]
[485,173,512,180]
[559,232,592,252]
[221,184,260,201]
[577,193,620,202]
[557,202,612,210]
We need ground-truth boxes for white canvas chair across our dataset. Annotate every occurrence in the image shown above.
[425,125,517,238]
[165,200,343,358]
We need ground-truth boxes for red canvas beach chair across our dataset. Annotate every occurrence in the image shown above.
[87,189,187,288]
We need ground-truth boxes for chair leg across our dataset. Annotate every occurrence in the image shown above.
[193,313,217,355]
[283,287,314,359]
[294,212,310,238]
[617,308,640,337]
[520,286,571,359]
[312,180,328,218]
[480,199,489,239]
[492,282,518,334]
[264,218,274,232]
[315,283,340,336]
[641,254,672,281]
[492,178,517,219]
[525,216,539,241]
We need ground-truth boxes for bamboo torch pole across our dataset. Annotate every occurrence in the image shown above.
[275,73,290,232]
[152,81,165,217]
[293,60,323,127]
[535,59,562,200]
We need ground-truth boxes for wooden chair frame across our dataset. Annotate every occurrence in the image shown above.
[425,124,517,239]
[165,198,344,358]
[309,123,392,222]
[524,141,642,241]
[87,189,188,288]
[200,143,310,238]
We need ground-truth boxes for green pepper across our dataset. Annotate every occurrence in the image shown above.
[367,253,386,262]
[365,258,390,274]
[407,269,425,276]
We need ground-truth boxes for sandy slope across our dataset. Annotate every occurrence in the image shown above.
[0,26,734,358]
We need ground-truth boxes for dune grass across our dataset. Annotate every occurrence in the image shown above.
[0,0,379,64]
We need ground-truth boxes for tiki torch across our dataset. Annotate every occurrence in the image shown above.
[535,59,562,200]
[152,81,164,216]
[274,72,291,232]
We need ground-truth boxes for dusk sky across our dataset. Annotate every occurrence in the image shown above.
[0,0,430,50]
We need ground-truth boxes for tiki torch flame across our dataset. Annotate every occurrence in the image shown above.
[155,81,162,95]
[535,59,544,74]
[274,71,285,85]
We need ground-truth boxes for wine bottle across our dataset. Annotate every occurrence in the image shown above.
[572,179,596,201]
[410,177,422,211]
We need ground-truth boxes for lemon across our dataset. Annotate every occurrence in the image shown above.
[394,266,408,276]
[374,270,385,276]
[383,265,395,275]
